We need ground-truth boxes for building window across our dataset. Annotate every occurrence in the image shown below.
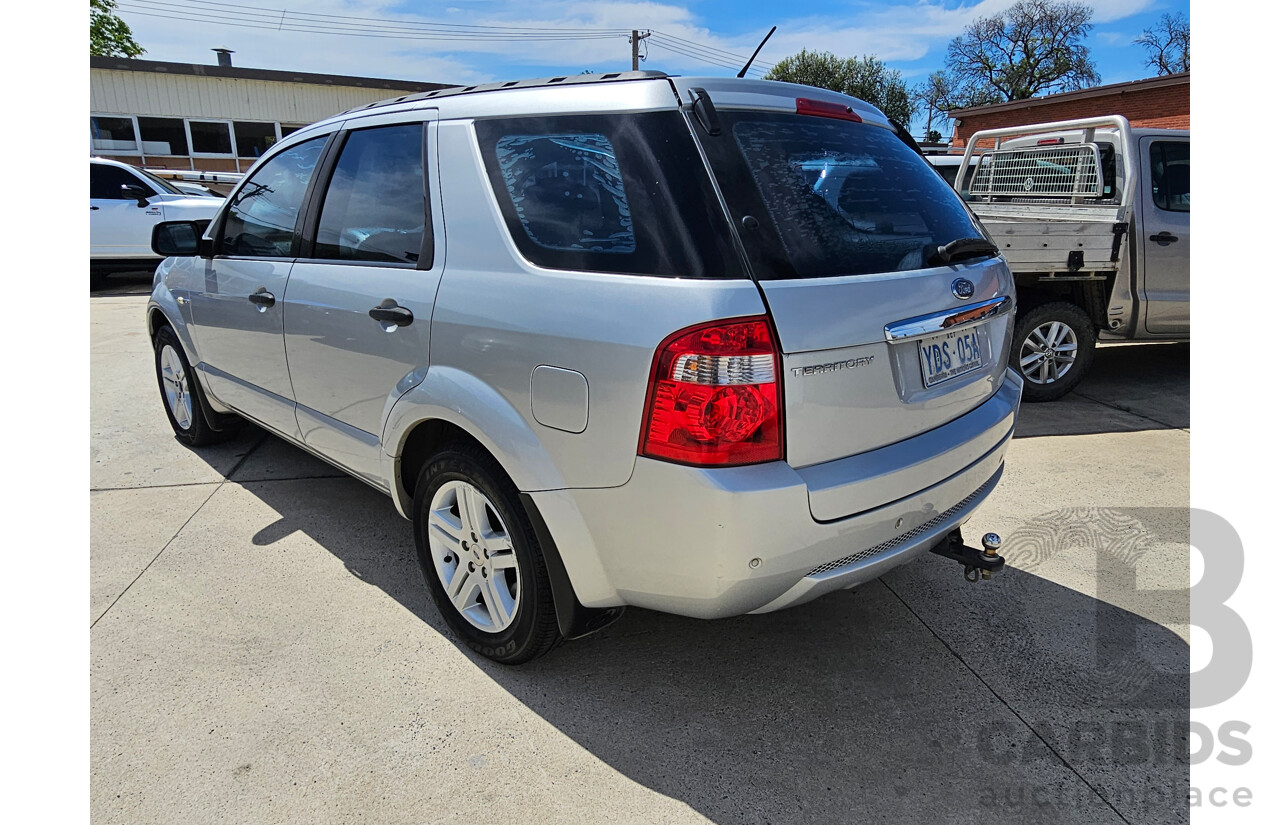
[189,120,234,155]
[137,117,189,156]
[234,122,278,158]
[280,124,305,137]
[91,116,138,153]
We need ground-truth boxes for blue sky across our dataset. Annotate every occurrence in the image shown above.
[114,0,1192,132]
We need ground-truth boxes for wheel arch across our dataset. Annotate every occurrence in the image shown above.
[381,365,568,519]
[385,380,620,641]
[146,290,200,362]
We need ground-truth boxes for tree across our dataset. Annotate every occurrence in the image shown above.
[1135,12,1189,75]
[765,50,914,125]
[91,0,144,58]
[944,0,1099,103]
[912,71,954,141]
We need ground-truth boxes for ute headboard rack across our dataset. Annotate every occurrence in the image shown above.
[954,115,1137,208]
[967,143,1103,200]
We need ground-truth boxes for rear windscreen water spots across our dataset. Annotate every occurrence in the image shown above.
[707,114,986,279]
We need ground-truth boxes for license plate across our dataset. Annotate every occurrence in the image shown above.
[918,327,985,388]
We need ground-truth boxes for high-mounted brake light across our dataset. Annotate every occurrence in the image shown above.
[796,97,863,123]
[1036,137,1065,145]
[640,317,784,467]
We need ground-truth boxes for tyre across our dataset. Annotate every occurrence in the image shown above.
[1010,301,1097,402]
[413,444,562,664]
[153,325,231,446]
[90,269,108,291]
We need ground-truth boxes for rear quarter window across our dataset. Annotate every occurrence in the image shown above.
[494,133,635,254]
[475,112,742,279]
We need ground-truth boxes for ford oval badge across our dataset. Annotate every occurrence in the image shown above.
[952,278,975,300]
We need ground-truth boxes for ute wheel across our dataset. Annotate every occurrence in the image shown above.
[1010,301,1097,402]
[413,444,562,664]
[153,325,231,446]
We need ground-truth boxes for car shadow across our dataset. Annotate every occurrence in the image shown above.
[228,454,1188,825]
[1014,343,1189,438]
[91,269,155,297]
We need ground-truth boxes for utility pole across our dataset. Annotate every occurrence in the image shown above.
[630,30,651,71]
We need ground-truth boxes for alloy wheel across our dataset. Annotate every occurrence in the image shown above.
[426,480,521,633]
[159,344,193,430]
[1019,321,1078,385]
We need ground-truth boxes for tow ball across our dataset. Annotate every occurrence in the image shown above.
[929,528,1005,582]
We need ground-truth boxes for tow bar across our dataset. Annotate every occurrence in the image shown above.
[930,528,1005,582]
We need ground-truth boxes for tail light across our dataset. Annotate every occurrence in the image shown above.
[640,317,784,466]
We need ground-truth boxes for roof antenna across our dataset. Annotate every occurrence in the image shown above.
[737,26,776,78]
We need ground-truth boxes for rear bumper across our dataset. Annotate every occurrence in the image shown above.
[532,368,1022,619]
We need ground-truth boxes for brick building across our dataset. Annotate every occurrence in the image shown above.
[948,72,1189,149]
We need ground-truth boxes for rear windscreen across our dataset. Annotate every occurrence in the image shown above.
[700,112,988,279]
[475,112,743,279]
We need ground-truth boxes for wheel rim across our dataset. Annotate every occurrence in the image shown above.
[1018,321,1079,385]
[159,344,194,430]
[427,480,521,633]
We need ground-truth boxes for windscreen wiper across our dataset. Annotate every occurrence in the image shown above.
[928,237,999,266]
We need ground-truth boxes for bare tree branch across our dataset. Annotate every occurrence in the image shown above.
[1135,12,1190,75]
[944,0,1099,103]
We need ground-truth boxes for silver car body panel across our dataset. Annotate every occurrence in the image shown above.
[799,372,1019,520]
[150,75,1023,622]
[760,257,1015,468]
[379,118,768,496]
[530,370,1018,616]
[191,256,300,439]
[285,116,445,486]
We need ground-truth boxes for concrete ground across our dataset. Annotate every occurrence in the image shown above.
[91,273,1189,824]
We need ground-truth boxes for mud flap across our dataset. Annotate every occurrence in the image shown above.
[519,492,626,640]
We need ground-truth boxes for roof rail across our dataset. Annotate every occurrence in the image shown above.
[342,70,671,115]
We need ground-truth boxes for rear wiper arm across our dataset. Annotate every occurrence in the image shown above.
[929,237,999,266]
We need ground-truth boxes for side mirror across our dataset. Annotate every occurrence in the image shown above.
[152,220,213,258]
[121,184,151,207]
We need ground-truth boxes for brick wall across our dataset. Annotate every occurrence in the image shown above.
[951,80,1189,148]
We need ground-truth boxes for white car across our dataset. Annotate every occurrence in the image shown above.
[90,158,223,287]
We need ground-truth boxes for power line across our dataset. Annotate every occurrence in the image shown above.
[647,37,769,77]
[648,39,770,76]
[652,30,775,71]
[647,39,747,72]
[116,0,778,75]
[118,4,627,41]
[127,0,633,33]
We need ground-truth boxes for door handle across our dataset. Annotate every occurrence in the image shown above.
[90,206,100,211]
[248,290,276,308]
[369,304,414,327]
[1149,232,1179,245]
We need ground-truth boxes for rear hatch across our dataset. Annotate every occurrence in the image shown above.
[682,79,1015,469]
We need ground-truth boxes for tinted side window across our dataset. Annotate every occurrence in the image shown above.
[476,112,742,279]
[1150,141,1190,213]
[314,124,427,265]
[90,163,150,200]
[494,133,635,254]
[220,137,326,257]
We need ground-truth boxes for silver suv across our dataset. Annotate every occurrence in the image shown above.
[147,73,1022,663]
